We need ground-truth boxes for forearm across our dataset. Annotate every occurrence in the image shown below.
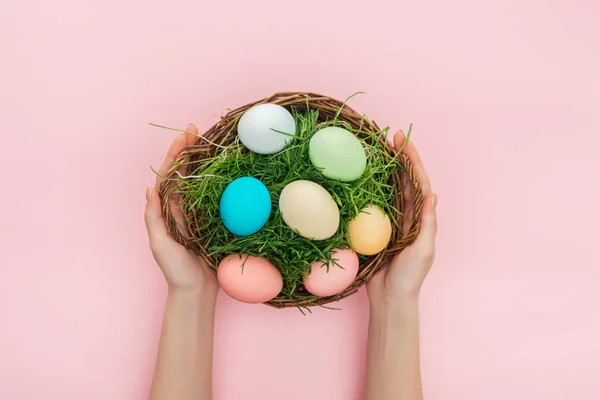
[364,298,423,400]
[149,288,216,400]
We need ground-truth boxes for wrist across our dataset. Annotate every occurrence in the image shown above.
[369,295,419,322]
[167,285,217,308]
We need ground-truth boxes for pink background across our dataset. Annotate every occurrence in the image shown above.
[1,0,599,399]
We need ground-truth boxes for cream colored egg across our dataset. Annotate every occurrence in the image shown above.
[279,180,340,240]
[348,205,392,255]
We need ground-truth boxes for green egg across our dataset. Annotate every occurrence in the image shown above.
[309,127,367,182]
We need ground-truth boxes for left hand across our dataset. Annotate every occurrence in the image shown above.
[367,131,438,305]
[144,124,219,298]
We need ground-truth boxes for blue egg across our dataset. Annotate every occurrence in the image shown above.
[219,177,271,236]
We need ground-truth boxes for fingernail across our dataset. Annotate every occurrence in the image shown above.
[146,187,153,202]
[431,193,438,208]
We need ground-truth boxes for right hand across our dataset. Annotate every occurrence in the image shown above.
[367,131,438,305]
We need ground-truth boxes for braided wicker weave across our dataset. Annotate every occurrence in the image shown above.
[158,92,422,308]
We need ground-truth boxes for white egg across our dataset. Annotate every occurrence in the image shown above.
[237,104,296,154]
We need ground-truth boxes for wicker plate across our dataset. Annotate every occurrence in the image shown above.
[159,92,422,308]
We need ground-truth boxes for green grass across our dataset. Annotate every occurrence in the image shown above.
[167,106,407,301]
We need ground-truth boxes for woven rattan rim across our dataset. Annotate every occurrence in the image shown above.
[158,92,423,308]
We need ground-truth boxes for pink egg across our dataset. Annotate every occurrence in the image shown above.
[217,254,283,304]
[303,249,359,297]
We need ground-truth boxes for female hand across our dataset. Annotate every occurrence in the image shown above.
[367,131,438,305]
[144,124,219,297]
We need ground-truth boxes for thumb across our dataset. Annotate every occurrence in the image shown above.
[144,187,168,240]
[415,194,438,248]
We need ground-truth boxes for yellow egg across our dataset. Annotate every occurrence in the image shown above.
[348,205,392,255]
[279,180,340,240]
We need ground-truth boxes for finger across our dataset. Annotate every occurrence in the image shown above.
[169,123,198,179]
[155,124,199,238]
[414,194,438,248]
[172,124,200,238]
[393,130,409,155]
[144,187,169,241]
[401,171,414,237]
[184,123,199,147]
[393,131,432,197]
[154,131,188,188]
[173,123,199,188]
[170,196,192,238]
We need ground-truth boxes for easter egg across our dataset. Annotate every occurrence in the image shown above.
[309,126,367,182]
[348,205,392,255]
[279,180,340,240]
[237,104,296,154]
[303,249,359,297]
[217,254,283,303]
[220,177,271,236]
